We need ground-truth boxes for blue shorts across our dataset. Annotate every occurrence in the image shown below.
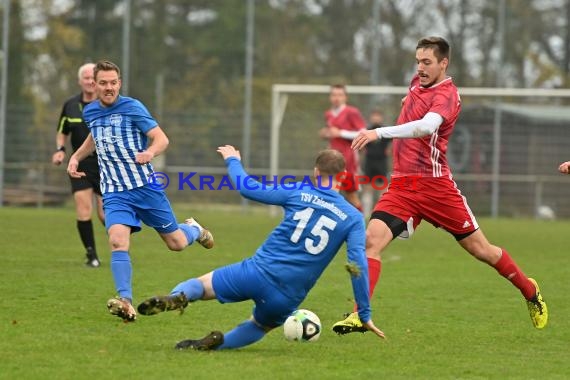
[212,258,305,328]
[103,185,178,234]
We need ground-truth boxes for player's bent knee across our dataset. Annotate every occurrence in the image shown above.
[160,232,187,251]
[166,240,186,251]
[365,231,385,259]
[365,230,382,248]
[251,317,273,333]
[109,239,129,251]
[75,202,92,219]
[198,272,216,300]
[459,235,498,264]
[472,244,501,264]
[108,231,130,251]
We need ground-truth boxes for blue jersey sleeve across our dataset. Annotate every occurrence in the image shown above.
[129,99,158,134]
[345,217,371,323]
[225,157,290,205]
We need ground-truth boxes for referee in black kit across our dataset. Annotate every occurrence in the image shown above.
[362,109,392,217]
[51,63,104,268]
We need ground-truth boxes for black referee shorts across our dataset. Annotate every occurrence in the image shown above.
[69,161,102,196]
[364,159,388,181]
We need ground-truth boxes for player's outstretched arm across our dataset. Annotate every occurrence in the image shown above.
[363,320,385,339]
[217,145,241,161]
[558,161,570,174]
[328,126,366,141]
[353,112,444,151]
[67,133,95,178]
[52,132,68,166]
[351,130,379,150]
[345,218,382,334]
[136,126,169,165]
[217,145,290,205]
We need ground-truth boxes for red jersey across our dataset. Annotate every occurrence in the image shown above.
[392,75,461,178]
[324,105,366,173]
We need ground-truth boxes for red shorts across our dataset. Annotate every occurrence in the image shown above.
[373,176,479,237]
[336,171,359,193]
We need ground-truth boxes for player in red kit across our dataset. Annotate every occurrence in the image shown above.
[319,84,366,210]
[333,36,547,334]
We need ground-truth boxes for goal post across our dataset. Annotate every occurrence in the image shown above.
[270,84,570,218]
[270,84,407,181]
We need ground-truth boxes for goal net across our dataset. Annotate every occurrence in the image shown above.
[270,84,570,218]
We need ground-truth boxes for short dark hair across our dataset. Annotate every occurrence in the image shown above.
[416,36,450,62]
[330,83,347,94]
[370,108,383,116]
[94,60,121,80]
[315,149,346,177]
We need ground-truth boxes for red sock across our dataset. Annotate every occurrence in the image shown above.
[493,249,536,300]
[367,257,382,297]
[354,257,382,312]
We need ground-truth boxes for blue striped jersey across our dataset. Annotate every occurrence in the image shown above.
[83,96,157,193]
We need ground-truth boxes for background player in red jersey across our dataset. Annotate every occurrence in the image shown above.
[319,84,366,210]
[333,36,547,333]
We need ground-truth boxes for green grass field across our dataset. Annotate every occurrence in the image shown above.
[1,206,569,379]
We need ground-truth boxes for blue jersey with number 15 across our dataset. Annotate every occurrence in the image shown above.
[225,158,371,322]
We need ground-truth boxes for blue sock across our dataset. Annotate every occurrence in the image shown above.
[111,251,132,302]
[217,320,267,350]
[178,223,200,246]
[170,278,204,301]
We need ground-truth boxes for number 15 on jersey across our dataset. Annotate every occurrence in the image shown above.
[290,207,337,255]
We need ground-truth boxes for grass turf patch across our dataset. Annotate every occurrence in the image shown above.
[0,206,569,379]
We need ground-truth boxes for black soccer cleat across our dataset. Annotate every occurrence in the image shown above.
[85,247,100,268]
[175,331,224,351]
[137,293,189,316]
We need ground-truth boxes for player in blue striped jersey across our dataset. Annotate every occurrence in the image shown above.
[67,60,214,322]
[137,146,385,350]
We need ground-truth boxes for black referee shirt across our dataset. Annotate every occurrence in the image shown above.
[56,93,97,163]
[365,123,391,161]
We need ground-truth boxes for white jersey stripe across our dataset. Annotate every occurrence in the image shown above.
[451,176,479,229]
[84,96,158,193]
[105,154,123,192]
[116,126,139,188]
[436,131,442,177]
[110,124,136,190]
[430,132,438,177]
[125,122,150,188]
[429,128,443,177]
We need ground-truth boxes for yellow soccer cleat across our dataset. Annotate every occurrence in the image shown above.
[526,278,548,329]
[332,312,368,335]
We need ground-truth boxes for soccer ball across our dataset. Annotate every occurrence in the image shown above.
[283,309,321,342]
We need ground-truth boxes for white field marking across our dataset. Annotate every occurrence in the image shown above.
[382,254,402,263]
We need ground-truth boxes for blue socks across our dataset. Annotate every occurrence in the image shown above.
[111,251,132,301]
[170,278,204,301]
[217,320,267,350]
[170,278,267,349]
[178,223,200,246]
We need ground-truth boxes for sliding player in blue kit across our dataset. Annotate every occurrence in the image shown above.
[137,145,385,350]
[67,60,214,322]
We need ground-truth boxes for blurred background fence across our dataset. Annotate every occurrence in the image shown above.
[1,0,570,218]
